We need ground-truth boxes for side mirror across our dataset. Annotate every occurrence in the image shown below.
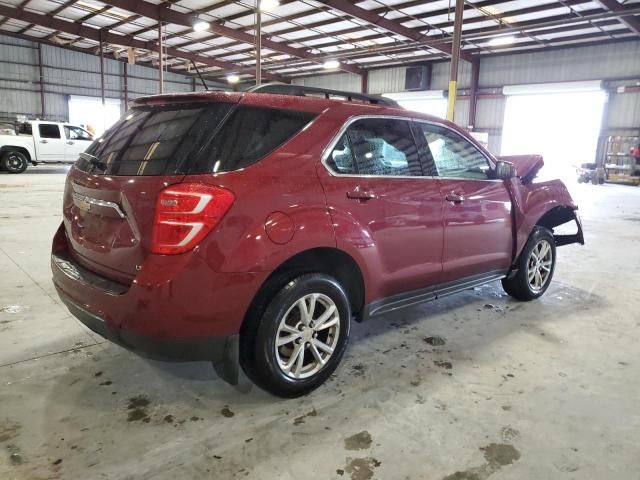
[495,160,516,179]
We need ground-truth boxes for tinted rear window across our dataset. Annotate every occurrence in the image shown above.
[75,103,315,176]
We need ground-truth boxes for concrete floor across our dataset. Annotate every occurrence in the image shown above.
[0,165,639,480]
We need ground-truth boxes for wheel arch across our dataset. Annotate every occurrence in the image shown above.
[239,247,365,373]
[535,205,577,230]
[1,146,32,162]
[242,247,365,329]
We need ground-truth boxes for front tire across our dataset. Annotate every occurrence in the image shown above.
[1,151,28,174]
[242,273,351,397]
[502,226,556,301]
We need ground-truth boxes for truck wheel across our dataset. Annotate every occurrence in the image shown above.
[1,151,28,174]
[502,226,556,301]
[242,273,351,397]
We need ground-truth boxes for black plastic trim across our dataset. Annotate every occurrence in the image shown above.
[359,270,507,321]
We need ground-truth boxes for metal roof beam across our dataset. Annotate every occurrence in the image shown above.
[595,0,640,35]
[313,0,474,62]
[100,0,363,75]
[0,4,285,82]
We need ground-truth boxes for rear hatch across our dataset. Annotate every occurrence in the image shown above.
[62,92,318,283]
[63,96,238,283]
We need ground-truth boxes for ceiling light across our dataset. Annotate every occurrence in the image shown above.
[323,59,340,70]
[488,36,516,46]
[193,18,210,32]
[227,74,240,84]
[260,0,279,11]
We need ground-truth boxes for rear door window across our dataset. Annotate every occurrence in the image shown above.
[38,123,61,139]
[325,118,422,176]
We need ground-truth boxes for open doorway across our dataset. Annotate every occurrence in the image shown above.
[501,82,607,182]
[68,96,122,137]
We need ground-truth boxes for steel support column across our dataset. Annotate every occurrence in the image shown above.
[468,58,480,128]
[158,21,164,94]
[123,61,129,109]
[255,1,262,85]
[361,70,368,94]
[99,30,105,109]
[447,0,464,122]
[37,43,45,118]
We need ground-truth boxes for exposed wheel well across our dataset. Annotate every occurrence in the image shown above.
[1,147,32,162]
[535,206,576,230]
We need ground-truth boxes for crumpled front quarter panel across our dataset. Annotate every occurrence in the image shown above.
[507,178,578,258]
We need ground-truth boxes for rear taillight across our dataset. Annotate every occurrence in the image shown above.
[151,183,234,255]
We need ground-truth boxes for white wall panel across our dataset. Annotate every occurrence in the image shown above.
[480,41,640,86]
[292,72,361,92]
[607,92,640,130]
[0,34,208,122]
[368,66,406,94]
[431,60,472,90]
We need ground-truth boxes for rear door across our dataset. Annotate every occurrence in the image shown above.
[63,125,93,161]
[414,121,513,282]
[63,102,234,282]
[35,123,66,161]
[318,117,443,300]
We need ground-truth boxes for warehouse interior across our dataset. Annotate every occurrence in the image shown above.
[1,1,639,479]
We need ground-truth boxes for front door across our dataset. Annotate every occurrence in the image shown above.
[63,125,94,161]
[35,123,66,161]
[414,122,513,283]
[318,117,443,302]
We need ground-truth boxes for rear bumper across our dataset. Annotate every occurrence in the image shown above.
[56,287,235,361]
[51,223,269,381]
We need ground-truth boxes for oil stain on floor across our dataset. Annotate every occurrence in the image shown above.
[443,443,521,480]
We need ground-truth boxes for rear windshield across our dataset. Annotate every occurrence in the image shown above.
[75,103,315,176]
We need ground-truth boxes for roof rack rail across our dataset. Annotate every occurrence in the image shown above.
[246,83,400,108]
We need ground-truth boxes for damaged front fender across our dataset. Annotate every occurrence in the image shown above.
[506,178,584,261]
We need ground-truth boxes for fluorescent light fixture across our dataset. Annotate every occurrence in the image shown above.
[227,74,240,84]
[488,36,516,46]
[260,0,279,11]
[193,18,210,32]
[323,59,340,70]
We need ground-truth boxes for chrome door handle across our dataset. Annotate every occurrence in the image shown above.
[445,192,464,204]
[67,141,75,145]
[347,188,376,201]
[40,139,48,143]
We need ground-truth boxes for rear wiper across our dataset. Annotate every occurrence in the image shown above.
[80,152,107,172]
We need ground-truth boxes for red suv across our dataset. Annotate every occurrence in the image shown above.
[51,84,584,397]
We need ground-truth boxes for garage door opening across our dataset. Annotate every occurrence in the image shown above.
[68,96,122,137]
[501,81,607,182]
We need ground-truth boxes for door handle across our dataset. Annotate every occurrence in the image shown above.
[346,188,376,201]
[67,141,75,145]
[40,139,48,144]
[445,192,465,204]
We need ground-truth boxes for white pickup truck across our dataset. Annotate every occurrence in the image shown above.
[0,120,94,173]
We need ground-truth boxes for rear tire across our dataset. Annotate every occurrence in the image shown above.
[1,151,28,174]
[502,226,556,301]
[241,273,350,397]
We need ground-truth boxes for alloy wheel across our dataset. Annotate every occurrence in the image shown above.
[275,293,340,379]
[527,239,553,292]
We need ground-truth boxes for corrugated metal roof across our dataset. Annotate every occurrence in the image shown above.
[0,0,637,84]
